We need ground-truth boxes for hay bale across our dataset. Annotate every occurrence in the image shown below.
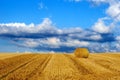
[74,48,89,58]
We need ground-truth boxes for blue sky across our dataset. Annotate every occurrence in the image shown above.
[0,0,120,53]
[0,0,107,28]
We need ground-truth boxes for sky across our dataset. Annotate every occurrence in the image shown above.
[0,0,120,53]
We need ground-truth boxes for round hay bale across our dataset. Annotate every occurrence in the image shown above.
[74,48,89,58]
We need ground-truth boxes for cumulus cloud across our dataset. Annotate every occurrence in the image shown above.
[23,39,39,48]
[0,23,35,34]
[89,34,102,40]
[83,0,120,53]
[1,0,120,52]
[0,18,60,38]
[0,18,119,52]
[106,2,120,21]
[116,36,120,41]
[90,0,120,21]
[92,18,110,33]
[0,0,120,52]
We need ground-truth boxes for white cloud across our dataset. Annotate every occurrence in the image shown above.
[106,2,120,21]
[32,38,61,48]
[0,18,119,52]
[106,3,120,17]
[37,18,55,32]
[90,0,120,21]
[47,37,60,44]
[115,42,120,49]
[89,0,120,52]
[116,36,120,41]
[18,38,61,48]
[0,18,57,34]
[24,39,39,48]
[89,34,102,40]
[44,38,89,48]
[20,37,90,49]
[62,39,89,47]
[0,23,26,27]
[64,27,82,33]
[89,0,108,4]
[89,0,116,5]
[46,37,61,48]
[0,23,35,34]
[92,18,110,33]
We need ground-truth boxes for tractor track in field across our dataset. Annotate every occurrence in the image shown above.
[0,53,120,80]
[39,54,84,80]
[89,55,120,74]
[64,54,115,77]
[0,55,38,79]
[1,54,51,80]
[26,54,52,79]
[39,55,53,73]
[64,54,92,75]
[28,54,52,79]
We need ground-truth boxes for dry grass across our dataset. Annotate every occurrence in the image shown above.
[3,54,50,80]
[0,53,120,80]
[0,53,21,59]
[0,54,36,79]
[74,48,89,58]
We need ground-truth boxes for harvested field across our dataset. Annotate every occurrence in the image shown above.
[0,53,120,80]
[0,53,21,60]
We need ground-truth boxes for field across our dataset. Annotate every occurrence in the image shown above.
[0,53,120,80]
